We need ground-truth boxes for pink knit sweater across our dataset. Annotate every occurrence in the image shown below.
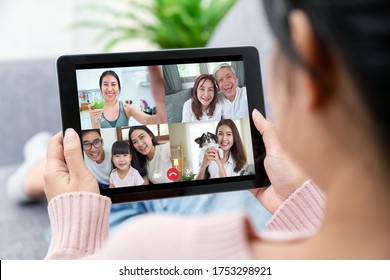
[45,181,325,259]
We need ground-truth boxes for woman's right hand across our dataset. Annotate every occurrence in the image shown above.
[206,147,227,177]
[251,109,308,213]
[196,149,214,180]
[88,103,104,128]
[200,149,213,169]
[44,129,99,202]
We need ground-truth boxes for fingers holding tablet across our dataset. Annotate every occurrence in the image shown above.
[57,47,269,203]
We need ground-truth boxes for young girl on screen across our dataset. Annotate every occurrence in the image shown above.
[109,141,144,188]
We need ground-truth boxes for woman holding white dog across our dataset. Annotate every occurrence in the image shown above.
[197,119,247,179]
[182,74,222,122]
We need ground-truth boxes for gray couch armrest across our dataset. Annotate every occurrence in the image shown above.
[0,165,49,259]
[0,59,61,165]
[166,88,192,123]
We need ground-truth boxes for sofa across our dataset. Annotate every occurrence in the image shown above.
[0,0,272,259]
[165,88,192,123]
[0,59,61,259]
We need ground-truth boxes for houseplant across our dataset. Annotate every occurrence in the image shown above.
[182,170,197,181]
[74,0,236,50]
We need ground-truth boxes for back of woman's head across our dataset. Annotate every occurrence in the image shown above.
[263,0,390,159]
[191,74,218,120]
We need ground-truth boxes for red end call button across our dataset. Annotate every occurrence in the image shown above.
[167,168,179,181]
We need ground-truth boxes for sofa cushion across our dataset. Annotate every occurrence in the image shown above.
[0,59,61,165]
[0,165,49,259]
[165,88,192,123]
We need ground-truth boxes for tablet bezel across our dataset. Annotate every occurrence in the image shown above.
[56,46,267,203]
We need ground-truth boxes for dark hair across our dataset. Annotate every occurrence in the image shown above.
[215,119,247,172]
[99,70,121,92]
[110,140,131,170]
[263,0,390,158]
[81,129,101,138]
[191,74,219,120]
[128,126,159,178]
[111,140,130,155]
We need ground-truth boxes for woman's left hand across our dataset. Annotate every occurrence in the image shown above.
[44,129,99,202]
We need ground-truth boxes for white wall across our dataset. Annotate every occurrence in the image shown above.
[0,0,155,61]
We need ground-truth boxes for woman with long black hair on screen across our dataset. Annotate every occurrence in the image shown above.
[88,66,167,128]
[128,125,172,185]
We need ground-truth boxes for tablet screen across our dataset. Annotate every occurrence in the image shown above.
[57,47,269,203]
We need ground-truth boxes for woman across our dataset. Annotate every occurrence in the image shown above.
[89,66,166,128]
[128,126,172,184]
[181,74,222,122]
[44,0,390,259]
[197,119,247,179]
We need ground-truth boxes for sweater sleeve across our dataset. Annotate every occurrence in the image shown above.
[45,192,112,260]
[266,180,326,233]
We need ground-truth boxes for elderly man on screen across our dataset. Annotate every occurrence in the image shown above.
[213,63,249,119]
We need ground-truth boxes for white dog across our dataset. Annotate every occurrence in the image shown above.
[195,132,224,166]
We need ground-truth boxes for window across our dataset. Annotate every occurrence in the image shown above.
[206,62,231,75]
[177,62,232,88]
[177,63,200,79]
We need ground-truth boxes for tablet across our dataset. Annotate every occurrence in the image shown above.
[56,46,269,203]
